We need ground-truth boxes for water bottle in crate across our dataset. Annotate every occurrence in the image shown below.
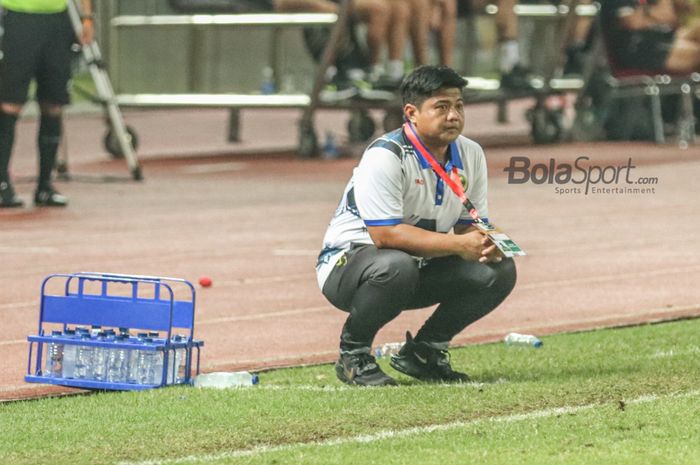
[44,330,64,377]
[61,329,78,379]
[25,272,204,391]
[92,332,109,381]
[106,334,130,383]
[74,331,95,380]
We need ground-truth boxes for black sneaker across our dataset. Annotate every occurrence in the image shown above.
[335,348,397,386]
[390,332,470,383]
[34,186,68,207]
[370,74,403,92]
[500,65,535,91]
[0,181,24,208]
[345,78,394,102]
[563,44,585,76]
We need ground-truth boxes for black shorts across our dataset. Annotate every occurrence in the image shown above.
[613,29,675,72]
[0,9,75,105]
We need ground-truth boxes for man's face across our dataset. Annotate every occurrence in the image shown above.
[405,87,464,150]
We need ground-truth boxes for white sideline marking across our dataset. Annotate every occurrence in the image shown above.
[652,346,700,358]
[117,390,700,465]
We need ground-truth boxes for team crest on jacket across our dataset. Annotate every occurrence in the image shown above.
[459,174,468,190]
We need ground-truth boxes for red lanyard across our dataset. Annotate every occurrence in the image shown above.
[402,122,482,223]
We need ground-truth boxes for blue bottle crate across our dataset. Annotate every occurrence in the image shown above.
[25,272,204,391]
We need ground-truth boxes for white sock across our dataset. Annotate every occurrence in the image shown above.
[347,68,366,81]
[369,63,385,81]
[387,60,404,80]
[499,40,520,73]
[324,65,338,83]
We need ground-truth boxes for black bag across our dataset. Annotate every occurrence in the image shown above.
[604,96,657,141]
[302,25,368,73]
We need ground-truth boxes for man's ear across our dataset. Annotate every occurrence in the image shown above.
[404,104,418,124]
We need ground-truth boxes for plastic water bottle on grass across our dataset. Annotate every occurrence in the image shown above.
[375,342,404,358]
[504,332,543,348]
[194,371,259,389]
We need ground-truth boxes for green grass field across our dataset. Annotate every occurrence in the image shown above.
[2,319,699,465]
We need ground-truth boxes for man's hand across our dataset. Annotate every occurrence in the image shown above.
[477,233,503,264]
[454,229,503,263]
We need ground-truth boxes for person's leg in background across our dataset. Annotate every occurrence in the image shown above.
[665,21,700,73]
[381,0,413,85]
[0,102,23,207]
[432,0,457,66]
[563,0,595,75]
[353,0,392,81]
[32,12,74,207]
[495,0,531,88]
[0,9,38,208]
[408,0,457,68]
[34,103,67,206]
[409,0,431,68]
[277,0,394,85]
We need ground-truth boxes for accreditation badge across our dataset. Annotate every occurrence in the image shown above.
[474,222,526,258]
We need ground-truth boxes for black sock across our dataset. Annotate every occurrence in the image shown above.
[37,114,62,190]
[0,112,19,183]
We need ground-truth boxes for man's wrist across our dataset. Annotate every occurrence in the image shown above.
[81,14,94,22]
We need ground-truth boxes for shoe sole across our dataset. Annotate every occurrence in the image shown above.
[335,362,398,387]
[389,357,434,381]
[390,357,468,383]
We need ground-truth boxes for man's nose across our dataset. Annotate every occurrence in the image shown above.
[447,107,462,120]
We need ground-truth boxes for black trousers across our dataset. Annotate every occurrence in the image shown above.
[0,10,74,105]
[322,244,517,349]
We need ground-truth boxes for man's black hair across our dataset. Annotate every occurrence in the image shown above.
[399,65,467,108]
